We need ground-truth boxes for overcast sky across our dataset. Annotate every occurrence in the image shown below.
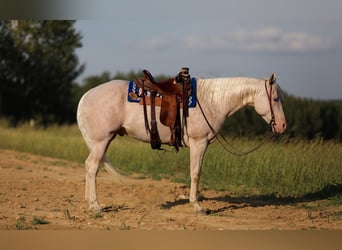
[74,0,342,100]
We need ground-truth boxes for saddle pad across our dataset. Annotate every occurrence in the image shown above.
[127,78,197,108]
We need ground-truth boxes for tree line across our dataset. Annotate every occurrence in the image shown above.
[0,21,341,141]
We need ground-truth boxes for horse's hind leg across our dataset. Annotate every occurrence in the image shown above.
[85,141,108,212]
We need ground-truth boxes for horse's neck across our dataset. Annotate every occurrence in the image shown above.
[197,77,262,117]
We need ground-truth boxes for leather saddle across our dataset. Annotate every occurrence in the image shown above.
[134,68,192,151]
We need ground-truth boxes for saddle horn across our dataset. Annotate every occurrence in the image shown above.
[143,69,156,84]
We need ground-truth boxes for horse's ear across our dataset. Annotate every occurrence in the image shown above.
[269,73,277,85]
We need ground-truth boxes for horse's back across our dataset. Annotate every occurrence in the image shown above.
[80,80,128,104]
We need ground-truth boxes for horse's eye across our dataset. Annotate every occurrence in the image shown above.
[273,97,280,102]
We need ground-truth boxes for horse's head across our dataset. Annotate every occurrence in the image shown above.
[254,73,287,134]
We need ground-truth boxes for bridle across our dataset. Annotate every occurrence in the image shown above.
[265,79,277,132]
[196,78,279,156]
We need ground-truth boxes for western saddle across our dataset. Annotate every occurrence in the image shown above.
[134,67,192,151]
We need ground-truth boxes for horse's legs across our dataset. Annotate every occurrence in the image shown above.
[189,137,208,212]
[85,141,108,211]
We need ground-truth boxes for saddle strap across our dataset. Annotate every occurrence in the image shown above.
[149,90,161,149]
[174,96,182,151]
[179,67,191,143]
[142,81,149,133]
[142,82,161,150]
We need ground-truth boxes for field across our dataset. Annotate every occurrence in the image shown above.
[0,124,342,229]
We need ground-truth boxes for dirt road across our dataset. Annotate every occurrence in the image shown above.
[0,149,341,230]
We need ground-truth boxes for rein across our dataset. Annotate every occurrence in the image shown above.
[196,79,278,156]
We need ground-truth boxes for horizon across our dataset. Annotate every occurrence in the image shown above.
[1,0,341,101]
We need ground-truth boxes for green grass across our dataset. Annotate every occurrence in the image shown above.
[0,123,88,163]
[0,123,341,199]
[14,216,49,230]
[31,216,49,225]
[15,216,27,230]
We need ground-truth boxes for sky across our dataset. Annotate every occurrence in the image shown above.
[73,0,342,100]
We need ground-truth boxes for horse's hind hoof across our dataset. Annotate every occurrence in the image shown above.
[89,204,102,213]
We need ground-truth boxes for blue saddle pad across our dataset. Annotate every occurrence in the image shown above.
[127,78,197,108]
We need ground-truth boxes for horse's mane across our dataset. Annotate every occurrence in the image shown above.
[196,77,283,107]
[196,77,259,107]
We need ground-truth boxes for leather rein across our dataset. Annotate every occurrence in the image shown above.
[196,79,278,156]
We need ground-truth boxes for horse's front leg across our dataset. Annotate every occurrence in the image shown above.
[189,137,208,213]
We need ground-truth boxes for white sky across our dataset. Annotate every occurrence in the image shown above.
[74,0,342,100]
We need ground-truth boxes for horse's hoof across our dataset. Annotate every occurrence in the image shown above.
[89,204,102,213]
[196,209,208,215]
[192,203,207,215]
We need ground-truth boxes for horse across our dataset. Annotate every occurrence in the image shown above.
[76,73,287,213]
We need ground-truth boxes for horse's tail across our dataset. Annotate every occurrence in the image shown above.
[102,155,129,181]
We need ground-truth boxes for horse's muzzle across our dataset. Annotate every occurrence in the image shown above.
[272,120,287,134]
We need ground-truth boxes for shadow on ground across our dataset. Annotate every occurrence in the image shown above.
[160,183,342,215]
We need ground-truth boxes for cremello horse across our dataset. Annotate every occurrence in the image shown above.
[77,73,287,212]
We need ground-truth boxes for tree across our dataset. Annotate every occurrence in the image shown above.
[319,103,340,140]
[0,20,84,126]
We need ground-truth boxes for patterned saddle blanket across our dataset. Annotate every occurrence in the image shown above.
[127,77,197,108]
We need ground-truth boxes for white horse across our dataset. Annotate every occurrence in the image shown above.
[77,73,286,212]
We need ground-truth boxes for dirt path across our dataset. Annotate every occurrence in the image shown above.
[0,149,341,230]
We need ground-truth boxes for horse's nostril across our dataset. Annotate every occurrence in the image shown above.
[283,123,287,130]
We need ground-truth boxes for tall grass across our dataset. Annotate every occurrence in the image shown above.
[201,137,342,196]
[0,123,88,163]
[0,122,341,197]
